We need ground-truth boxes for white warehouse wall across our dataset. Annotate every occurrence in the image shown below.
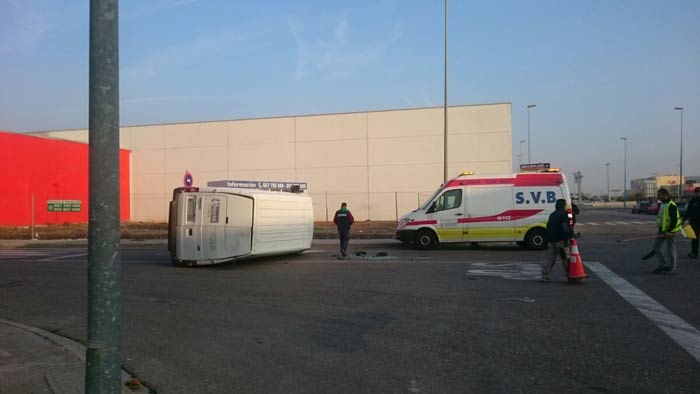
[35,103,512,222]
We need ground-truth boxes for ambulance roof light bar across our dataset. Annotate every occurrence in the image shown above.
[459,171,476,176]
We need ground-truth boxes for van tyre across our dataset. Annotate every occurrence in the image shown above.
[524,228,547,250]
[415,229,437,250]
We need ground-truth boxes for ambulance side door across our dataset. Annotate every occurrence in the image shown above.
[425,188,466,242]
[466,186,516,241]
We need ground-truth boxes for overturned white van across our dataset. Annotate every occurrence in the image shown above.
[168,186,313,266]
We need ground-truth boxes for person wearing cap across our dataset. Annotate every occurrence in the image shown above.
[683,187,700,259]
[652,188,682,274]
[541,199,574,282]
[333,202,355,258]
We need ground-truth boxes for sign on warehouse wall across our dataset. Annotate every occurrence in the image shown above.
[207,180,308,191]
[47,200,82,212]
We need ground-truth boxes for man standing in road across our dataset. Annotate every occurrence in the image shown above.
[652,188,682,274]
[541,199,574,282]
[683,187,700,259]
[333,202,354,258]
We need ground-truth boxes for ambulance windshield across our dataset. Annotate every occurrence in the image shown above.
[421,188,443,210]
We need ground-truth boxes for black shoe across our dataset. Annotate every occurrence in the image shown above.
[688,253,698,259]
[653,266,669,274]
[659,266,675,275]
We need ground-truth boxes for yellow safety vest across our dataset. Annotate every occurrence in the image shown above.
[657,201,682,233]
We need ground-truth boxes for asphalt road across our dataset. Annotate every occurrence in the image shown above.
[1,208,699,394]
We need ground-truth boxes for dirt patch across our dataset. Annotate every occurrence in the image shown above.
[0,221,397,240]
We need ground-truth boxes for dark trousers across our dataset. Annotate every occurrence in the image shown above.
[338,229,350,254]
[691,221,700,256]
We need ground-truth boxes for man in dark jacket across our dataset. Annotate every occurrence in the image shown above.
[683,187,700,259]
[541,199,574,282]
[333,202,354,258]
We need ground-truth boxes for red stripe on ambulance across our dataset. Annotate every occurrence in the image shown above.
[444,174,562,188]
[404,220,438,227]
[457,209,543,224]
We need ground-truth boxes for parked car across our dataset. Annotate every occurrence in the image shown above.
[647,202,659,215]
[632,202,651,214]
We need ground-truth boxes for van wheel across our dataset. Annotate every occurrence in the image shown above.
[415,229,437,250]
[524,228,547,250]
[171,256,185,267]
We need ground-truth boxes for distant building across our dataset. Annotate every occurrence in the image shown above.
[631,175,699,200]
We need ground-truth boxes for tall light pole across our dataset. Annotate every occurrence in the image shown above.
[605,163,610,202]
[443,0,448,184]
[519,139,526,169]
[527,105,536,164]
[675,107,684,198]
[620,137,628,208]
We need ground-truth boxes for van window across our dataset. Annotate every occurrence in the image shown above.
[186,196,196,224]
[434,189,462,212]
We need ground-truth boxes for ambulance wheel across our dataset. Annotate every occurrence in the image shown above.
[524,228,547,250]
[415,229,437,250]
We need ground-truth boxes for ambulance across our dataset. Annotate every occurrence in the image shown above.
[168,186,313,266]
[395,169,573,250]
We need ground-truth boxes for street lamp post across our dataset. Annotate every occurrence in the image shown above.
[519,139,526,169]
[675,107,684,198]
[620,137,628,208]
[527,105,536,164]
[605,163,610,202]
[443,0,448,184]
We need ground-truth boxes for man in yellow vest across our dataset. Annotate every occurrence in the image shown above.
[652,188,682,274]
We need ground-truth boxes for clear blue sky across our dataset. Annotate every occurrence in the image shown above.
[1,0,698,194]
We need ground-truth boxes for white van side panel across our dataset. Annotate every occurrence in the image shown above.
[225,195,253,257]
[252,194,313,255]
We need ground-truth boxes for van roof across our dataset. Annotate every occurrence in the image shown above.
[444,171,566,188]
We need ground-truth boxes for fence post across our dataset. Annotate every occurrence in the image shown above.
[395,192,398,221]
[31,194,35,240]
[325,192,329,222]
[417,193,420,209]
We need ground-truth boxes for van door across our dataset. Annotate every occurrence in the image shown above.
[199,194,227,260]
[177,193,200,260]
[426,188,466,242]
[225,195,253,257]
[466,185,515,242]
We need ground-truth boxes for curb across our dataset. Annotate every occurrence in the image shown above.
[0,318,149,393]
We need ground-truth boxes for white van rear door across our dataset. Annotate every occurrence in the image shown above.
[177,193,200,261]
[200,194,227,260]
[466,185,515,241]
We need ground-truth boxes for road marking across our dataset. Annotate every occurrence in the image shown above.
[467,262,541,281]
[630,221,647,225]
[587,222,600,226]
[604,222,617,226]
[501,297,535,303]
[587,261,700,363]
[37,252,88,261]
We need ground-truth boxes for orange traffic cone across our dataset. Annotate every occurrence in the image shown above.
[568,239,588,283]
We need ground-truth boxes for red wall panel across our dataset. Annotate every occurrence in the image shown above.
[0,131,130,226]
